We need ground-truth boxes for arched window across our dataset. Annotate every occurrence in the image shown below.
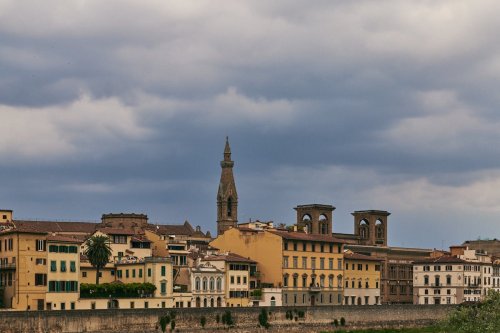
[320,275,325,287]
[195,277,200,291]
[210,277,215,290]
[210,298,214,307]
[202,277,208,290]
[376,220,384,239]
[216,277,222,290]
[319,214,328,234]
[270,296,276,307]
[328,275,334,288]
[337,275,343,288]
[217,297,222,307]
[227,197,232,217]
[359,220,369,239]
[203,298,207,307]
[196,297,201,307]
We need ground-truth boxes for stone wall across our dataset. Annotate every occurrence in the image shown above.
[0,305,454,333]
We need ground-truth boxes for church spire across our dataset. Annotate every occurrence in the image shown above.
[217,137,238,236]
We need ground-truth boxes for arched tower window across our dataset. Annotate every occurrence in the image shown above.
[376,219,384,239]
[227,197,232,217]
[302,214,312,233]
[359,220,369,239]
[319,214,328,234]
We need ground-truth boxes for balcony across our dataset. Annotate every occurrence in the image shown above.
[308,285,322,293]
[0,263,16,270]
[250,271,260,278]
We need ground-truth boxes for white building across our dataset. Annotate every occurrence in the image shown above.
[413,247,494,305]
[190,261,225,308]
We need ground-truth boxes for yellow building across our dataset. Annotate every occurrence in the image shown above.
[343,251,382,305]
[45,235,82,310]
[0,229,48,310]
[210,227,345,306]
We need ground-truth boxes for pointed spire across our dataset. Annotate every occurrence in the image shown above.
[224,136,231,161]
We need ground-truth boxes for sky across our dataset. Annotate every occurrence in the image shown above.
[1,1,499,249]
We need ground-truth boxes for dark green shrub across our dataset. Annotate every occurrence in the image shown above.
[258,308,270,329]
[298,310,305,318]
[340,317,346,326]
[216,314,220,324]
[333,318,339,327]
[170,320,176,331]
[159,315,171,333]
[200,316,206,329]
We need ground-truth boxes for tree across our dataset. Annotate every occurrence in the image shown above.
[258,307,270,329]
[444,290,500,333]
[200,316,206,329]
[84,235,112,285]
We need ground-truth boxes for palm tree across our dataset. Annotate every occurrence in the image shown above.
[84,235,112,285]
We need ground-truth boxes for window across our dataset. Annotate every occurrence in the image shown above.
[283,275,289,287]
[50,261,57,272]
[375,264,381,271]
[126,270,129,278]
[320,244,324,252]
[161,266,166,277]
[302,243,306,251]
[293,256,298,268]
[117,270,122,278]
[82,272,87,278]
[311,244,316,252]
[70,261,76,272]
[311,257,316,269]
[148,268,152,277]
[210,277,215,290]
[217,277,222,290]
[35,258,46,265]
[293,242,298,251]
[132,269,136,278]
[237,276,241,284]
[195,277,200,290]
[71,302,75,310]
[320,258,325,269]
[338,259,342,270]
[284,242,288,250]
[35,274,47,286]
[161,282,167,294]
[49,245,58,252]
[358,264,363,271]
[230,276,234,284]
[58,245,68,253]
[283,256,289,268]
[36,240,46,252]
[329,259,333,270]
[202,278,207,290]
[112,235,127,244]
[302,257,307,269]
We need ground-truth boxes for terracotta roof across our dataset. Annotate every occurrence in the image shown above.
[47,235,84,244]
[13,220,97,234]
[203,252,256,263]
[344,253,383,261]
[97,228,135,236]
[413,255,467,264]
[131,235,151,243]
[146,221,195,236]
[268,230,345,243]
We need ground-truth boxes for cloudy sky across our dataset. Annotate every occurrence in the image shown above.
[1,1,499,248]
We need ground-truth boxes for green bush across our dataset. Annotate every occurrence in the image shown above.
[443,290,500,333]
[222,310,234,327]
[258,308,270,329]
[200,316,206,329]
[80,282,156,298]
[340,317,346,326]
[333,319,339,327]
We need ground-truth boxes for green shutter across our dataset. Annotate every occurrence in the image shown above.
[161,282,166,294]
[161,266,166,276]
[70,261,76,272]
[61,261,66,272]
[50,261,57,272]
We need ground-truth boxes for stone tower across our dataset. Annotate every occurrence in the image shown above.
[295,204,335,235]
[217,137,238,236]
[352,210,390,246]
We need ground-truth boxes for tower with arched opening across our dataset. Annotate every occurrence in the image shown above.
[294,204,335,235]
[352,210,390,246]
[217,137,238,236]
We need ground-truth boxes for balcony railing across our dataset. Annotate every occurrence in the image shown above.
[0,263,16,270]
[308,285,322,292]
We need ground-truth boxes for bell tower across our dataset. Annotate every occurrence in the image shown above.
[217,137,238,236]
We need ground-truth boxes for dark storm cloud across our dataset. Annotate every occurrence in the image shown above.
[1,0,500,247]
